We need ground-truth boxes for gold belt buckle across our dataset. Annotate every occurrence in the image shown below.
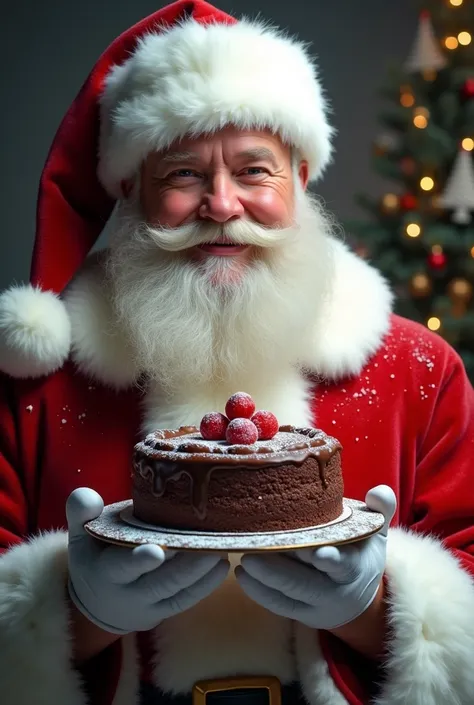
[192,676,282,705]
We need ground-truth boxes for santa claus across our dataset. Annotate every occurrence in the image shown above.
[0,2,473,704]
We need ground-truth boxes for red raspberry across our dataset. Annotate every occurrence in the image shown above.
[225,392,256,420]
[251,410,279,440]
[200,412,229,441]
[226,418,259,445]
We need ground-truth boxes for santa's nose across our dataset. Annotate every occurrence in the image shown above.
[199,174,244,222]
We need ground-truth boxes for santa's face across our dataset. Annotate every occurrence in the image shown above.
[138,127,309,285]
[107,127,333,394]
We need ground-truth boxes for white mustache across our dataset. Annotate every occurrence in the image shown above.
[134,218,297,252]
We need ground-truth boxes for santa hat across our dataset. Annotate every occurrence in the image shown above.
[0,0,334,380]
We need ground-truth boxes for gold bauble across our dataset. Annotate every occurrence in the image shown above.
[400,85,415,107]
[447,278,473,302]
[410,272,432,297]
[405,222,422,238]
[382,193,399,212]
[413,107,430,129]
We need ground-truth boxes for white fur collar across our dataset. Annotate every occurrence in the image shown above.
[63,239,393,390]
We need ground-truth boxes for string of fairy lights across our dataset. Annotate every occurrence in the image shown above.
[377,0,474,334]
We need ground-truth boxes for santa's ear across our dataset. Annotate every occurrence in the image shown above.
[298,161,310,191]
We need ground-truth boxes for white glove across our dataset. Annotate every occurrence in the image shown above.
[67,488,230,634]
[236,485,396,630]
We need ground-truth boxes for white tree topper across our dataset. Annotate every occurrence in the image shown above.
[405,13,447,73]
[438,147,474,224]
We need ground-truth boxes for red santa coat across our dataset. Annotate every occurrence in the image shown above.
[0,244,474,705]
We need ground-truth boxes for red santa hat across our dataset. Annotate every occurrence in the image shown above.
[0,0,334,379]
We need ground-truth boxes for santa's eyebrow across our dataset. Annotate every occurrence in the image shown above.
[160,151,201,163]
[158,147,279,168]
[235,148,279,168]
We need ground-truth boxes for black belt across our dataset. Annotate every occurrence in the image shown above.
[139,679,304,705]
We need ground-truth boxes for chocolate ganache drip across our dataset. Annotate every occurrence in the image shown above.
[134,425,342,521]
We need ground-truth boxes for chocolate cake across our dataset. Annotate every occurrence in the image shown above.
[132,421,344,533]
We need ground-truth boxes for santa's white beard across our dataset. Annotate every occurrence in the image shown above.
[105,186,336,397]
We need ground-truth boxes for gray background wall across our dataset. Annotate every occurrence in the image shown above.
[1,0,417,290]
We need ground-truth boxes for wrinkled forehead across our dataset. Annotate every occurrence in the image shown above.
[145,127,293,170]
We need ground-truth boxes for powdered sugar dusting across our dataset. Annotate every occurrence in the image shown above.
[228,392,252,404]
[326,325,440,421]
[383,328,437,373]
[85,499,384,551]
[227,417,253,430]
[137,427,340,462]
[203,411,226,423]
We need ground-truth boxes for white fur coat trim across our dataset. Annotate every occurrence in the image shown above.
[98,18,334,198]
[0,531,139,705]
[65,254,139,388]
[62,239,392,390]
[374,528,474,705]
[302,239,393,381]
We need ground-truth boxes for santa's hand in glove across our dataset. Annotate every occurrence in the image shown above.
[67,488,230,635]
[236,485,396,656]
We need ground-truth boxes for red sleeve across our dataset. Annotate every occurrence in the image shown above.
[409,350,474,571]
[323,348,474,705]
[0,373,126,705]
[0,373,28,551]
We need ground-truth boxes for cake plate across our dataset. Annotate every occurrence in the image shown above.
[84,498,385,552]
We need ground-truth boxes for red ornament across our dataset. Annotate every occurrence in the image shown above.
[462,79,474,100]
[400,193,417,211]
[428,251,447,270]
[420,9,429,19]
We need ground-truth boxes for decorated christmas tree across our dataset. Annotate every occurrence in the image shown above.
[349,1,474,382]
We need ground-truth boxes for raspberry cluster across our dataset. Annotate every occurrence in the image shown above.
[200,392,279,445]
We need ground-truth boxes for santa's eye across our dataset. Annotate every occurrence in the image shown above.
[170,169,201,178]
[242,167,267,175]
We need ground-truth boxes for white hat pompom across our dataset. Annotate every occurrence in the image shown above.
[0,285,71,378]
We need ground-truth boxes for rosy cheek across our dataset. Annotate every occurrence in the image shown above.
[243,190,292,226]
[144,190,199,226]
